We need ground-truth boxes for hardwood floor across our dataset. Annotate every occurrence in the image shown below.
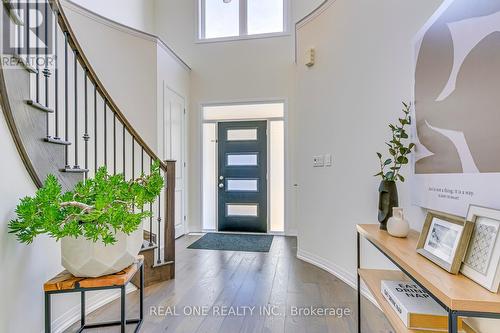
[65,235,393,333]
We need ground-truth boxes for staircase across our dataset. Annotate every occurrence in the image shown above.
[0,0,175,287]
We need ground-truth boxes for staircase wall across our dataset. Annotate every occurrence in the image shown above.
[70,0,155,33]
[0,107,128,333]
[0,2,189,332]
[61,0,190,163]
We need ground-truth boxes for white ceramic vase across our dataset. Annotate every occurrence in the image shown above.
[61,228,143,278]
[387,207,410,238]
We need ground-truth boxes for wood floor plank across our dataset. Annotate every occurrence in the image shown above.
[64,235,391,333]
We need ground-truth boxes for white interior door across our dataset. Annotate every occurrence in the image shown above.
[164,87,186,238]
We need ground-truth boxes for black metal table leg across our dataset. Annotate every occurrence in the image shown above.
[449,311,458,333]
[81,291,86,327]
[45,292,51,333]
[121,286,126,333]
[357,231,361,333]
[44,260,144,332]
[140,261,144,320]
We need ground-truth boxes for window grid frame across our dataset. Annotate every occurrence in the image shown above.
[199,0,288,41]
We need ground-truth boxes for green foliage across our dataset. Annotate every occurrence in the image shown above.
[9,161,164,245]
[375,102,415,183]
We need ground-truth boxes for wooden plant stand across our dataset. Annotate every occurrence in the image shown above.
[356,224,500,333]
[44,256,144,333]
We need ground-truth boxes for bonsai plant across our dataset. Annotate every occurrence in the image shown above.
[374,102,415,230]
[9,161,164,277]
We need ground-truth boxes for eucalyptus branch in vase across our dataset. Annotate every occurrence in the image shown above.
[375,102,415,183]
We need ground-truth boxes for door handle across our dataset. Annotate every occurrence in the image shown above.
[219,183,224,189]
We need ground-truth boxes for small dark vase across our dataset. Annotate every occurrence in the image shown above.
[378,180,399,230]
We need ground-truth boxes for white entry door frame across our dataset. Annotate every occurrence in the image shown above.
[199,99,289,235]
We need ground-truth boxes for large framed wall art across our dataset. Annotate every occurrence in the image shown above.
[411,0,500,216]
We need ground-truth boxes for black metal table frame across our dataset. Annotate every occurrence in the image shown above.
[356,230,500,333]
[45,261,144,333]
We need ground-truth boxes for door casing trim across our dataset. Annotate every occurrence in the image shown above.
[199,98,289,235]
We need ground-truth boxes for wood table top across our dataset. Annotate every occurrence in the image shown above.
[357,224,500,313]
[44,255,143,292]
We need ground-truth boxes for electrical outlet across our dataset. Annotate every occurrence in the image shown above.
[313,155,324,167]
[324,154,333,167]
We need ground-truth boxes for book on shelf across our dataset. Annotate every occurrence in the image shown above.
[381,280,464,331]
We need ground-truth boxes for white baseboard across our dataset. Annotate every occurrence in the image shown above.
[48,284,136,333]
[296,248,379,309]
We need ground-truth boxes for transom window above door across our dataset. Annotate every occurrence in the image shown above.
[199,0,287,40]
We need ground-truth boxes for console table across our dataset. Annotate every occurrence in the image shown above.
[356,224,500,333]
[44,256,144,333]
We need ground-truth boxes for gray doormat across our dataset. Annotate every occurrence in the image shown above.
[188,233,274,252]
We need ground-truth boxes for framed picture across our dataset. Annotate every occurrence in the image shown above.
[417,211,474,274]
[460,205,500,293]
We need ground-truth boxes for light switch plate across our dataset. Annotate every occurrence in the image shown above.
[324,154,332,167]
[313,155,324,167]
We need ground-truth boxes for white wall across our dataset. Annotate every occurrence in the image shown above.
[153,0,298,235]
[0,109,67,333]
[61,0,191,156]
[69,0,155,33]
[295,1,498,331]
[295,0,442,294]
[62,1,159,150]
[0,106,137,333]
[0,108,107,333]
[293,0,326,22]
[0,3,190,332]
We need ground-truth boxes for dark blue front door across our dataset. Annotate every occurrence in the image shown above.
[218,121,268,233]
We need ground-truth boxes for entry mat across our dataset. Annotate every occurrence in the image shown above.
[188,233,274,252]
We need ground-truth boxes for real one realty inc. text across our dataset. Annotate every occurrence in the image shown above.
[150,305,352,318]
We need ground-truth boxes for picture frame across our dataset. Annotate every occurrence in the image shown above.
[460,205,500,293]
[416,211,474,274]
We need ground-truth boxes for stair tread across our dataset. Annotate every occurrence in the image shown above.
[45,137,72,146]
[153,260,174,268]
[140,241,158,252]
[26,100,54,113]
[12,54,38,74]
[61,167,89,173]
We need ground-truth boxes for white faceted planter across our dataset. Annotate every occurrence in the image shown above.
[61,228,143,278]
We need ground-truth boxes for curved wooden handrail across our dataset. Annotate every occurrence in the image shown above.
[50,0,167,172]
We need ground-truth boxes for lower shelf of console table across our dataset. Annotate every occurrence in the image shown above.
[356,224,500,333]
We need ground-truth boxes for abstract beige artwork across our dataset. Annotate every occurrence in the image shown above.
[414,0,500,174]
[412,0,500,216]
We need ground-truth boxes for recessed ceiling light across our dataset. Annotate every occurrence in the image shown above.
[223,0,232,3]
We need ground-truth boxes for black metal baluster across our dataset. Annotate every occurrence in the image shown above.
[54,13,60,140]
[26,0,30,64]
[36,0,40,103]
[104,100,107,167]
[64,31,69,169]
[157,183,162,264]
[83,69,89,178]
[113,113,116,174]
[132,138,135,180]
[94,86,97,172]
[122,124,126,177]
[73,50,79,169]
[144,150,152,247]
[43,1,50,139]
[138,146,145,250]
[17,0,21,57]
